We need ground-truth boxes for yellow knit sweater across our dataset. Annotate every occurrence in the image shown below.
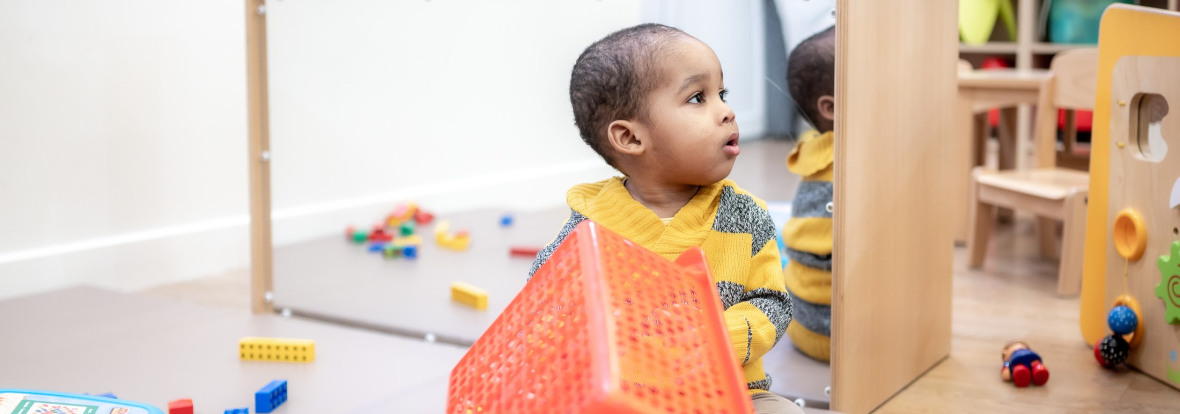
[528,177,793,393]
[782,130,834,362]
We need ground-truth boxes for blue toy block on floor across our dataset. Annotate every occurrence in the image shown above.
[500,214,513,227]
[403,245,418,259]
[255,379,287,413]
[225,409,249,414]
[368,242,388,253]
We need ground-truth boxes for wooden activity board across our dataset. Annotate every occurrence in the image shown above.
[1081,4,1180,389]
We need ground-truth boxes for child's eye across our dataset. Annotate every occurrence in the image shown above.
[688,92,704,104]
[719,89,729,102]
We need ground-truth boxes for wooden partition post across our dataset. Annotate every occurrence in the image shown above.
[832,1,958,412]
[246,0,273,314]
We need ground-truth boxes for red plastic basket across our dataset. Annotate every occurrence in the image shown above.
[447,221,753,414]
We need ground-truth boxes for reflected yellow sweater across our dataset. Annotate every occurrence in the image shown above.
[782,130,834,362]
[528,177,793,393]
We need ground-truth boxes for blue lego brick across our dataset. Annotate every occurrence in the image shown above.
[254,379,287,413]
[500,214,513,227]
[224,409,249,414]
[367,242,388,253]
[402,245,418,259]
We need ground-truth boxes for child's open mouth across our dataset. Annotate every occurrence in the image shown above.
[724,133,741,156]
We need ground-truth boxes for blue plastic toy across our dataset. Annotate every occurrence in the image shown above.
[500,214,514,227]
[1108,305,1138,335]
[403,245,418,259]
[255,379,287,413]
[225,408,249,414]
[0,389,163,414]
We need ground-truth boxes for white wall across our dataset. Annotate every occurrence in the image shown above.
[0,0,768,300]
[644,0,768,140]
[0,1,250,300]
[265,0,640,245]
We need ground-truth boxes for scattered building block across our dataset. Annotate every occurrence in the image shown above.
[351,231,368,243]
[168,399,193,414]
[500,214,513,227]
[394,235,422,247]
[239,337,316,363]
[368,242,388,253]
[403,245,419,259]
[383,244,403,258]
[510,246,542,257]
[388,202,419,225]
[451,282,488,310]
[439,234,471,251]
[435,221,471,251]
[415,210,435,225]
[224,409,249,414]
[399,221,416,236]
[254,380,287,414]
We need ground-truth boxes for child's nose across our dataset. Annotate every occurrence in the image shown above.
[720,102,736,124]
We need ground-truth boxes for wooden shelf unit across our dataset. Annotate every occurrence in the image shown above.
[959,0,1177,69]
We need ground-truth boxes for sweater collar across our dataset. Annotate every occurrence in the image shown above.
[787,130,834,176]
[567,177,728,257]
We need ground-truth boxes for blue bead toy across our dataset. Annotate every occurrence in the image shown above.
[1108,305,1138,336]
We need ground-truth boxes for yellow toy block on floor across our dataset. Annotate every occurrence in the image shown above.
[1079,4,1180,391]
[387,202,419,226]
[393,235,422,247]
[434,220,471,251]
[239,337,316,363]
[450,281,487,310]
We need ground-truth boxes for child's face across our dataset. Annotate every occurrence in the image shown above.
[634,38,739,186]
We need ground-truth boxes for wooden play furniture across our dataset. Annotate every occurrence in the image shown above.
[966,167,1089,294]
[954,68,1051,242]
[1045,48,1100,172]
[1079,4,1180,391]
[966,48,1099,295]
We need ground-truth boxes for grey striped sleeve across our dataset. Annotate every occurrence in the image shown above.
[787,290,831,337]
[717,282,793,346]
[747,375,772,391]
[785,247,832,271]
[526,210,586,281]
[747,288,793,345]
[791,181,833,219]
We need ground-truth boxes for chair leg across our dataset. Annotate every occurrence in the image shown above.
[996,108,1018,223]
[1057,191,1088,295]
[973,113,989,167]
[967,173,996,268]
[1036,217,1059,260]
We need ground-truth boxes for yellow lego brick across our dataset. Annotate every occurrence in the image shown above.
[239,337,316,363]
[451,281,488,310]
[393,235,422,247]
[438,235,470,251]
[434,220,451,239]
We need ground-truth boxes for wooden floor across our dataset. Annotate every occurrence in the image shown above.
[141,139,1180,413]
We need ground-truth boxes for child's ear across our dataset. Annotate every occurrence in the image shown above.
[817,95,835,122]
[607,119,645,156]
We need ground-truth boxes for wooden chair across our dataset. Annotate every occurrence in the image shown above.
[966,48,1097,295]
[1047,49,1100,171]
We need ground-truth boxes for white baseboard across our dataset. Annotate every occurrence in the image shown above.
[0,160,615,301]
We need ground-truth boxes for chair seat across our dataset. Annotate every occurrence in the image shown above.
[976,168,1089,199]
